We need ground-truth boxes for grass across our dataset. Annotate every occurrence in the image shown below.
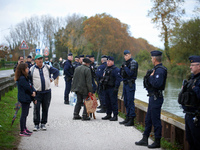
[118,112,182,150]
[0,88,21,150]
[0,67,13,71]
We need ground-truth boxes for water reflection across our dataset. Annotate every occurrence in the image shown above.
[119,71,185,118]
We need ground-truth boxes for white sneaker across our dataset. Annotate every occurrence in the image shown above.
[33,125,40,131]
[41,124,47,130]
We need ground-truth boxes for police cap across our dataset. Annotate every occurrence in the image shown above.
[151,50,162,56]
[189,55,200,63]
[124,50,130,55]
[27,55,32,59]
[79,55,84,58]
[75,56,79,59]
[101,55,107,59]
[107,56,114,61]
[89,55,94,58]
[86,55,90,57]
[68,53,73,56]
[83,58,91,63]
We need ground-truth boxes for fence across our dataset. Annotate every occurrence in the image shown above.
[118,98,189,150]
[0,74,16,101]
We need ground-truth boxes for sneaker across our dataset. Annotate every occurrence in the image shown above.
[20,131,31,137]
[33,125,40,131]
[25,128,33,134]
[41,124,47,130]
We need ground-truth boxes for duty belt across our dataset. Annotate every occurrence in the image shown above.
[123,79,135,85]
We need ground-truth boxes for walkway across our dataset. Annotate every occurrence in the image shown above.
[18,76,162,150]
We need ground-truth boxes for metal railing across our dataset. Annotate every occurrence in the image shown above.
[0,73,16,101]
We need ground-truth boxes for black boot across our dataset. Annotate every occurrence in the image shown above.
[64,100,69,104]
[96,108,106,113]
[102,114,111,120]
[124,117,134,126]
[110,115,118,121]
[73,114,82,120]
[148,138,160,148]
[135,135,148,146]
[82,115,90,121]
[119,116,129,125]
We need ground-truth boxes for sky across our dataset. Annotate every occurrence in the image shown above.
[0,0,199,49]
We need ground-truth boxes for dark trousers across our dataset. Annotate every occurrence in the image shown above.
[74,93,87,116]
[123,83,136,117]
[34,91,51,125]
[143,96,163,139]
[99,89,106,108]
[20,102,30,131]
[105,87,118,116]
[64,77,72,101]
[185,114,200,150]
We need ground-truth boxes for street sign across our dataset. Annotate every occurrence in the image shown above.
[36,49,40,55]
[19,40,29,49]
[44,47,49,56]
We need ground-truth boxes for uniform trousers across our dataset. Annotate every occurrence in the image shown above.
[64,77,72,101]
[143,95,163,139]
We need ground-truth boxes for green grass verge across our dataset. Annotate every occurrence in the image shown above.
[0,67,13,71]
[0,88,21,150]
[118,112,182,150]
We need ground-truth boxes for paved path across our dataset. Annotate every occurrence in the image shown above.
[0,69,14,78]
[18,76,162,150]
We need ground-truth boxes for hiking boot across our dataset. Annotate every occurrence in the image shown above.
[20,130,31,137]
[119,116,129,125]
[124,117,134,126]
[110,115,118,121]
[82,115,90,121]
[102,115,111,120]
[25,128,33,134]
[135,135,148,146]
[41,124,47,130]
[33,125,40,131]
[73,115,82,120]
[148,138,160,148]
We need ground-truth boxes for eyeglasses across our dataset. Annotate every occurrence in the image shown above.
[190,64,200,67]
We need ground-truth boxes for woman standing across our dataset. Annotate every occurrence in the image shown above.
[15,63,36,136]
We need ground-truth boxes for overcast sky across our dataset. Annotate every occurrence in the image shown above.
[0,0,199,49]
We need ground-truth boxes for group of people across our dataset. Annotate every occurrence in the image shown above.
[14,50,200,150]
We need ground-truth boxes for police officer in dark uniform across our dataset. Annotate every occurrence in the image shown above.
[79,55,84,65]
[178,56,200,150]
[89,55,97,93]
[135,50,167,148]
[96,55,107,113]
[101,56,122,121]
[26,55,33,69]
[72,56,81,69]
[120,50,138,126]
[64,53,74,104]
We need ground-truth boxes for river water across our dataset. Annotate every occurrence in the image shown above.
[118,71,185,118]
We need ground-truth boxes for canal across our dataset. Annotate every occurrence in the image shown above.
[118,71,185,118]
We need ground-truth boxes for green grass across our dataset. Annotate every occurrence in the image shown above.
[118,112,182,150]
[0,88,21,150]
[0,67,13,71]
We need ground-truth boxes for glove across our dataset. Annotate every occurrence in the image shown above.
[121,62,126,68]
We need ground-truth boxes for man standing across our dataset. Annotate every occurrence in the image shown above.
[135,50,167,148]
[43,56,52,66]
[72,56,81,69]
[101,56,122,121]
[79,55,84,65]
[178,56,200,150]
[26,55,33,69]
[96,55,107,113]
[30,54,59,131]
[71,58,93,120]
[120,50,138,126]
[64,53,74,104]
[14,56,24,72]
[89,55,97,93]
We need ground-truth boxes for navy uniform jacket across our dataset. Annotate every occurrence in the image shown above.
[121,58,138,81]
[72,61,81,69]
[17,75,35,103]
[26,61,33,69]
[64,60,73,78]
[96,62,107,82]
[182,73,200,112]
[108,65,122,88]
[148,63,167,93]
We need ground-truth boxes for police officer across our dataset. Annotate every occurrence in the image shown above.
[43,56,52,66]
[96,55,107,113]
[89,55,97,93]
[120,50,138,126]
[79,55,84,65]
[64,53,74,104]
[101,56,122,121]
[26,55,33,69]
[178,56,200,150]
[72,56,81,69]
[135,50,167,148]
